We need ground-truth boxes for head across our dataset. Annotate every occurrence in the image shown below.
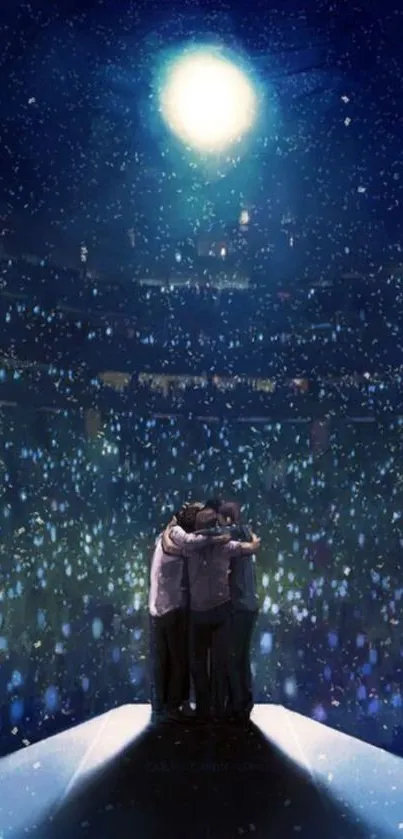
[204,498,222,514]
[219,501,241,524]
[204,498,241,525]
[194,507,220,532]
[175,501,204,533]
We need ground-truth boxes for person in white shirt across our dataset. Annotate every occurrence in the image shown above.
[149,502,216,722]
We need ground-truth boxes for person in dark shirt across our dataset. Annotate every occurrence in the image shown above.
[205,499,260,723]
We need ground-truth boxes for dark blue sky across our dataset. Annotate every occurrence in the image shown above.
[1,0,402,281]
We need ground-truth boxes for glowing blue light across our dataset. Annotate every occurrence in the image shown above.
[10,697,24,723]
[44,685,59,713]
[260,632,273,654]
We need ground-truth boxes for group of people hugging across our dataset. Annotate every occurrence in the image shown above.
[148,497,261,724]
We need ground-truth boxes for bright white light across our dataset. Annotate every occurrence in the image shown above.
[160,50,256,152]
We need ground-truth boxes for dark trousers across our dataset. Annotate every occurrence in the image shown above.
[150,608,189,713]
[228,609,258,714]
[190,603,231,718]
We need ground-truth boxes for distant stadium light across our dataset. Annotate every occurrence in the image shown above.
[160,49,257,152]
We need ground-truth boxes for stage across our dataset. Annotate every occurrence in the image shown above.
[0,704,401,838]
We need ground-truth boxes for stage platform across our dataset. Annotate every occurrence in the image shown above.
[0,704,401,839]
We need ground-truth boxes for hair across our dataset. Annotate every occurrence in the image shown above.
[219,501,241,523]
[175,501,204,533]
[194,507,219,531]
[204,498,241,524]
[204,498,222,513]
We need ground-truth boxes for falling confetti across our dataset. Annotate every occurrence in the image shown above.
[0,0,401,766]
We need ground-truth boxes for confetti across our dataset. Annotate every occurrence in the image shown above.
[0,0,401,766]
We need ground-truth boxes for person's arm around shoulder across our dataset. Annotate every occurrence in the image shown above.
[162,522,183,555]
[162,523,228,555]
[223,532,261,557]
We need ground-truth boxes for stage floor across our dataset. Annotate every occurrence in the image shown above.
[0,704,402,839]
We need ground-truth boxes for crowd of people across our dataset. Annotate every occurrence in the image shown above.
[0,261,402,383]
[0,405,402,754]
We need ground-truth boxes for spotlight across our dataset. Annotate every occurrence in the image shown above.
[160,49,257,153]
